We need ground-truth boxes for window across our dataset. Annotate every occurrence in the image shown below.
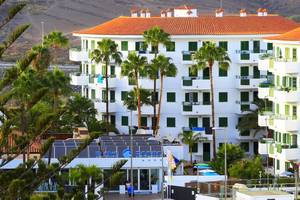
[189,67,197,77]
[203,92,210,105]
[185,92,198,103]
[203,68,210,79]
[292,106,297,118]
[276,159,280,170]
[241,92,249,102]
[121,41,128,51]
[219,67,227,77]
[110,90,115,102]
[219,117,228,127]
[293,48,297,61]
[219,41,228,51]
[240,41,250,60]
[102,65,106,76]
[267,43,273,51]
[102,90,107,102]
[253,40,260,53]
[191,143,198,153]
[91,89,96,99]
[110,65,115,76]
[167,117,176,127]
[189,118,198,128]
[219,92,228,102]
[121,116,128,126]
[188,42,198,52]
[110,115,116,125]
[167,92,176,102]
[285,104,290,116]
[151,45,158,53]
[135,41,146,53]
[276,103,280,114]
[253,66,260,79]
[166,42,175,52]
[121,91,128,101]
[240,142,249,152]
[240,66,249,85]
[91,64,96,75]
[141,117,147,127]
[91,40,96,49]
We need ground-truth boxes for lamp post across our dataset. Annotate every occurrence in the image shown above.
[129,110,133,200]
[148,137,164,200]
[212,127,227,200]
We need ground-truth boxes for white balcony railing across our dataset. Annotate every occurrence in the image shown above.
[70,73,89,86]
[69,48,89,62]
[181,77,210,90]
[182,102,211,115]
[94,99,117,113]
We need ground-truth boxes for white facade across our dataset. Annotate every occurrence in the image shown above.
[258,38,300,175]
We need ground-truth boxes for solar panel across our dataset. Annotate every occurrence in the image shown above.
[78,148,88,158]
[54,146,66,158]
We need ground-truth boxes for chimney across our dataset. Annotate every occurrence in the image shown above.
[140,9,146,18]
[145,8,151,18]
[258,8,268,16]
[240,9,247,17]
[166,8,173,17]
[130,7,139,17]
[215,8,224,17]
[161,9,167,17]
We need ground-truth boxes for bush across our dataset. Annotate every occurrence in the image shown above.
[228,156,264,179]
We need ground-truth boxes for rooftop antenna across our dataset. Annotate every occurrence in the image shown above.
[220,0,223,8]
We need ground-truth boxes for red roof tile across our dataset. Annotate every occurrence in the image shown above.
[265,27,300,41]
[74,16,299,36]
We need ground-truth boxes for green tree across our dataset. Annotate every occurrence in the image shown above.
[193,41,231,157]
[229,156,264,179]
[178,131,201,164]
[143,26,171,135]
[91,39,122,131]
[43,31,69,49]
[210,144,244,175]
[121,52,147,128]
[152,55,177,135]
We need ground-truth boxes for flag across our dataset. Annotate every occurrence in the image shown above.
[166,149,176,170]
[97,74,103,84]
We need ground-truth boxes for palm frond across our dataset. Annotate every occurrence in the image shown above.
[0,3,26,29]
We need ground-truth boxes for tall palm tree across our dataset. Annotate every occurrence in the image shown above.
[43,31,69,48]
[152,55,177,135]
[91,39,122,129]
[193,41,231,157]
[178,131,201,164]
[121,52,147,128]
[143,26,171,135]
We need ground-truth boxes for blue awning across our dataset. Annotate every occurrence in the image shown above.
[191,127,205,132]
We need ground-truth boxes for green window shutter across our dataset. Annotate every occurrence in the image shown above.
[219,117,228,127]
[241,92,249,102]
[292,106,297,118]
[102,65,106,76]
[203,68,210,79]
[253,66,260,79]
[183,104,192,112]
[276,104,280,115]
[219,41,228,51]
[121,116,128,126]
[189,118,198,128]
[240,130,250,136]
[166,42,175,52]
[185,93,190,102]
[293,48,297,61]
[285,48,290,60]
[240,66,249,85]
[219,92,228,102]
[110,65,115,76]
[253,41,260,53]
[167,117,176,127]
[135,42,140,51]
[91,40,95,50]
[202,117,210,128]
[102,90,107,102]
[276,75,280,87]
[189,67,198,77]
[91,89,96,99]
[292,77,297,89]
[241,41,249,50]
[276,160,280,170]
[191,143,198,153]
[121,91,128,101]
[283,133,287,143]
[203,92,210,105]
[192,92,198,102]
[110,115,116,125]
[121,41,128,51]
[219,67,227,77]
[285,104,290,116]
[188,42,198,51]
[167,92,176,102]
[141,117,147,127]
[110,90,115,102]
[240,142,249,152]
[267,43,273,51]
[282,76,287,87]
[91,65,96,75]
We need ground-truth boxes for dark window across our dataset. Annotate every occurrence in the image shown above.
[191,143,198,153]
[110,65,115,76]
[240,142,249,152]
[241,92,249,102]
[253,40,260,53]
[188,42,198,51]
[121,41,128,51]
[121,91,128,101]
[219,92,228,102]
[167,117,176,127]
[189,118,198,128]
[267,43,273,51]
[141,117,147,127]
[240,66,249,85]
[167,92,176,102]
[219,117,228,127]
[121,116,128,126]
[189,67,198,77]
[219,41,228,51]
[253,66,260,79]
[110,115,116,125]
[203,68,210,79]
[166,42,175,52]
[203,92,210,105]
[110,90,115,102]
[219,67,228,77]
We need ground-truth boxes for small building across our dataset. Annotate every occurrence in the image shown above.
[236,190,294,200]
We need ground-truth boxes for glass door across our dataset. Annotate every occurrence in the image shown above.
[140,169,150,190]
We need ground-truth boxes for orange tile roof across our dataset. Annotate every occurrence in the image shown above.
[74,16,299,36]
[264,27,300,41]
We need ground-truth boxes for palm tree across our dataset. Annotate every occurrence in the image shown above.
[91,39,122,130]
[43,31,69,48]
[121,52,147,128]
[193,41,231,157]
[178,131,201,164]
[152,55,177,135]
[143,26,171,135]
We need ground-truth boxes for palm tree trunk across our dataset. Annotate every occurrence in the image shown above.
[136,76,141,128]
[105,62,109,134]
[189,146,193,165]
[209,64,216,158]
[155,74,163,136]
[48,95,58,165]
[152,78,157,135]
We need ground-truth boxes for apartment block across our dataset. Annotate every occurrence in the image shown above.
[70,6,298,161]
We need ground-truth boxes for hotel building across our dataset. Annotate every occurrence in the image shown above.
[69,6,298,161]
[258,27,300,175]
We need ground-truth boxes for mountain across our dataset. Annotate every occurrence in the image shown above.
[1,0,300,62]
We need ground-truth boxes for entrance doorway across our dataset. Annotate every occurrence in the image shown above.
[203,143,211,162]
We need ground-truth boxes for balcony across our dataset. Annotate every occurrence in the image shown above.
[235,75,267,89]
[273,58,300,74]
[134,105,158,115]
[70,73,89,86]
[258,58,273,71]
[182,77,210,90]
[181,102,211,116]
[258,112,272,127]
[69,48,89,62]
[273,88,300,103]
[258,82,273,99]
[269,116,300,132]
[95,75,117,88]
[274,144,300,161]
[94,99,117,113]
[236,50,267,64]
[182,127,213,141]
[181,51,195,64]
[235,101,256,114]
[139,78,159,90]
[258,141,268,155]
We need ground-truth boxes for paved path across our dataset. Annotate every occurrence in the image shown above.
[104,193,164,200]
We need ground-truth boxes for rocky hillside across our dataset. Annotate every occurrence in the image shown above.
[1,0,300,62]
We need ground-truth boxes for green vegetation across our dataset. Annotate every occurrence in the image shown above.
[178,131,202,164]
